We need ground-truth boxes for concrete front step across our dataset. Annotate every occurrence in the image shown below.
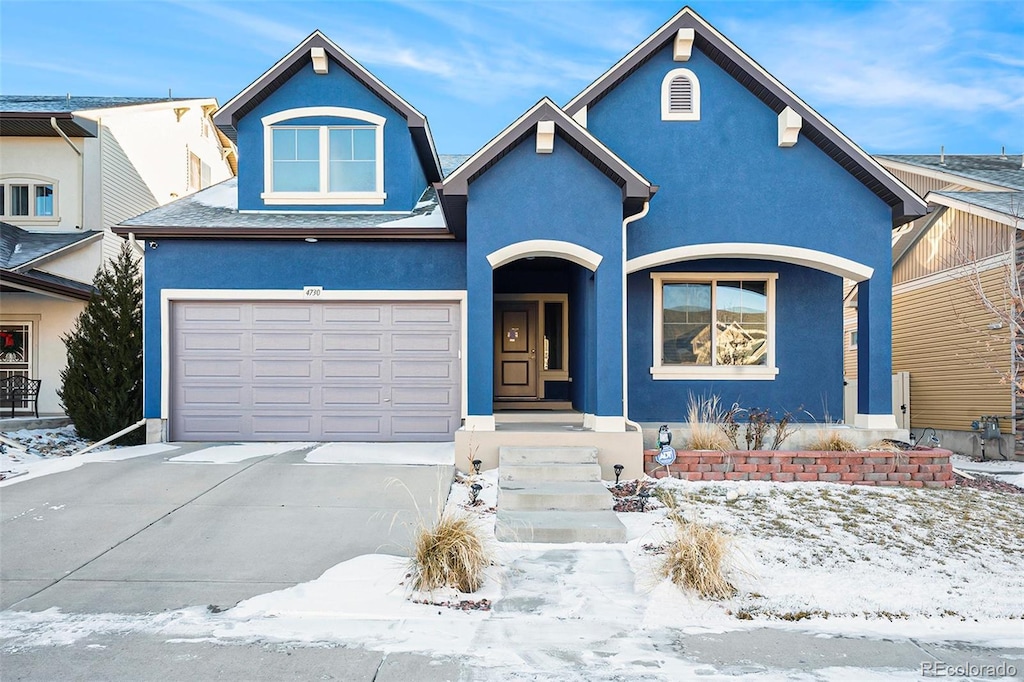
[499,446,598,466]
[499,481,614,511]
[495,510,627,543]
[499,462,602,484]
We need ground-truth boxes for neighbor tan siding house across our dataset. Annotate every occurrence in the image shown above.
[846,154,1022,456]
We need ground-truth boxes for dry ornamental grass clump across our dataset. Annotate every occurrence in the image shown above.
[409,511,490,593]
[685,393,733,451]
[806,429,857,452]
[660,518,737,600]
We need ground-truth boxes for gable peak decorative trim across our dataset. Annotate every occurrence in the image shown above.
[778,106,801,147]
[536,120,555,154]
[310,46,328,74]
[674,28,694,61]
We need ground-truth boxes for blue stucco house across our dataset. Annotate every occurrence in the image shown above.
[117,7,926,472]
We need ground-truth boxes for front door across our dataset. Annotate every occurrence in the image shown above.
[494,301,537,398]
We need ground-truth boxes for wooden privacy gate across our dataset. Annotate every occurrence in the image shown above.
[843,372,910,429]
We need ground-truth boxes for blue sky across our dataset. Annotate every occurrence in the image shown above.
[2,1,1022,154]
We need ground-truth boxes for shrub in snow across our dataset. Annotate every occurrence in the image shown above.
[59,243,143,445]
[410,511,490,593]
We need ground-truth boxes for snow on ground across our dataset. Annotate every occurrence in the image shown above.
[304,441,455,466]
[2,466,1022,678]
[0,426,177,485]
[168,442,314,464]
[952,453,1024,488]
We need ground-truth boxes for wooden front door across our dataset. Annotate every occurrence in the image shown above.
[494,301,538,398]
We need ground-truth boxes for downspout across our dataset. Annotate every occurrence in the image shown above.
[50,117,85,231]
[622,200,650,432]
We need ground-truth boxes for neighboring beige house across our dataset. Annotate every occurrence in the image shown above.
[845,153,1022,457]
[0,96,236,417]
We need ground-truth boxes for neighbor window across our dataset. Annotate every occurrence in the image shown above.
[849,330,858,349]
[261,107,386,205]
[2,179,58,221]
[651,273,777,380]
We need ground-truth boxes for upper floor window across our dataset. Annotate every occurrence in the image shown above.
[661,68,701,121]
[261,107,386,206]
[1,177,57,221]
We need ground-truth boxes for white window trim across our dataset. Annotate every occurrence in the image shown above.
[1,175,59,224]
[661,68,701,121]
[260,106,387,205]
[650,272,778,381]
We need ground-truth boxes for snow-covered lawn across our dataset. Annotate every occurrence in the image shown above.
[2,450,1022,677]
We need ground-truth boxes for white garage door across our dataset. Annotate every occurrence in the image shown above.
[170,300,461,441]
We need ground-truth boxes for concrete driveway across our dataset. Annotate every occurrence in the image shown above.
[0,442,454,614]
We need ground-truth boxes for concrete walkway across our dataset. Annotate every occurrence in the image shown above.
[1,442,453,614]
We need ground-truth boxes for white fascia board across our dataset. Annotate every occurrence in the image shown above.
[892,206,945,268]
[11,232,104,273]
[876,159,1015,192]
[444,100,552,187]
[925,192,1023,228]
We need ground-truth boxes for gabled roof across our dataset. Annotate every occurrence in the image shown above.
[439,98,655,238]
[212,30,443,183]
[0,222,101,271]
[563,6,927,228]
[929,191,1023,228]
[877,155,1024,192]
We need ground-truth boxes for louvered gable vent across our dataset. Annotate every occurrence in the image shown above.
[669,75,693,113]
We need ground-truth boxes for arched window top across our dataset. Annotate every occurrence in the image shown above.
[661,68,701,121]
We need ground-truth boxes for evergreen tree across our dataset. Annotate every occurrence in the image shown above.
[59,242,144,444]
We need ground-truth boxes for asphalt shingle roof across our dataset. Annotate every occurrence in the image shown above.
[0,95,196,114]
[877,154,1024,191]
[931,191,1024,220]
[0,222,98,269]
[122,156,473,232]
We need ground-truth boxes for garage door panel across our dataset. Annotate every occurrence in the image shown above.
[182,360,243,378]
[392,333,454,353]
[251,414,313,435]
[323,333,383,352]
[392,305,454,324]
[323,360,384,379]
[183,386,243,405]
[252,360,314,378]
[322,415,385,437]
[391,387,453,406]
[172,300,460,441]
[392,415,457,436]
[253,305,313,323]
[252,386,312,406]
[182,304,243,323]
[324,305,383,324]
[252,333,313,352]
[323,386,383,406]
[392,359,455,379]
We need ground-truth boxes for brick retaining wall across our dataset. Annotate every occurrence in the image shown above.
[643,449,954,488]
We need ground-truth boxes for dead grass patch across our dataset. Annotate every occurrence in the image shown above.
[685,393,733,451]
[660,518,736,600]
[805,429,857,452]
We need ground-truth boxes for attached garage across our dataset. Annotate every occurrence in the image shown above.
[170,299,462,441]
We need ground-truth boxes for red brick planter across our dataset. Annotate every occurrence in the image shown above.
[643,449,954,488]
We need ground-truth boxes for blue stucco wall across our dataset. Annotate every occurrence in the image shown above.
[235,64,428,212]
[464,137,624,417]
[587,42,894,416]
[142,239,465,418]
[627,260,842,422]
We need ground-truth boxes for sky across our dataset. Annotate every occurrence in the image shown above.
[1,0,1022,155]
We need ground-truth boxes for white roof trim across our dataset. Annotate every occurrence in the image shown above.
[626,242,873,282]
[487,239,603,271]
